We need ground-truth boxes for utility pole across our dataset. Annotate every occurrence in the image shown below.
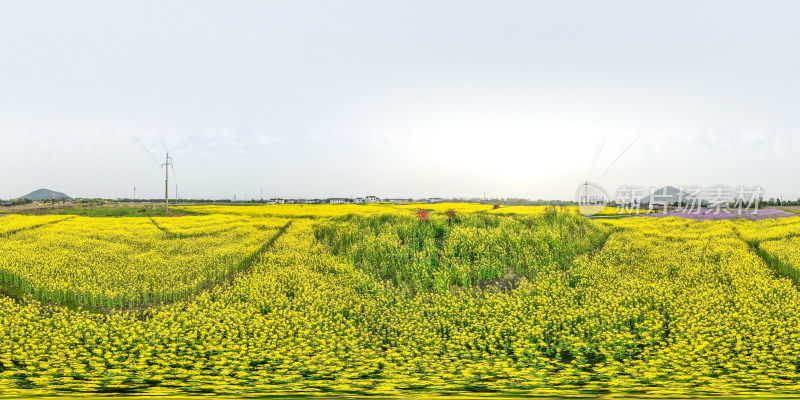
[162,152,172,213]
[134,186,136,202]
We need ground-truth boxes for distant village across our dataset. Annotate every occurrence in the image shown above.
[262,196,444,205]
[4,186,800,209]
[195,196,567,206]
[1,189,575,208]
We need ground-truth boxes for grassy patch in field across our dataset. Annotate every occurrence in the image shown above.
[314,211,611,293]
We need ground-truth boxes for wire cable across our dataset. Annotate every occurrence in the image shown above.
[596,134,641,183]
[585,134,607,183]
[131,135,161,167]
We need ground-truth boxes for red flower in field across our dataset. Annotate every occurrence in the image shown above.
[416,209,429,221]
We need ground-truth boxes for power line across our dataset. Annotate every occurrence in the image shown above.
[160,136,170,153]
[162,152,172,213]
[596,134,640,183]
[170,164,178,188]
[133,135,180,206]
[131,135,161,167]
[586,134,607,183]
[171,164,179,201]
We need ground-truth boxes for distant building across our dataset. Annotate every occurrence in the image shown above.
[365,195,381,203]
[329,198,348,204]
[270,198,285,204]
[353,198,365,204]
[428,197,444,203]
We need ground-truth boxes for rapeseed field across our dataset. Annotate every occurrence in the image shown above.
[1,206,800,397]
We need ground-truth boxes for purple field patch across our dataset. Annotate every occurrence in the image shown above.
[641,208,795,221]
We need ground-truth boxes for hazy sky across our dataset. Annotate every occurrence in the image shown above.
[2,1,799,200]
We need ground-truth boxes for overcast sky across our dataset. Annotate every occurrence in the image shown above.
[1,1,799,200]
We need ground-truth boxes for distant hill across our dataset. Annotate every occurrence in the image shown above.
[18,189,72,201]
[638,186,707,206]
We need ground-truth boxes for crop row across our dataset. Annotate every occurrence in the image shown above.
[1,214,800,395]
[0,215,285,308]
